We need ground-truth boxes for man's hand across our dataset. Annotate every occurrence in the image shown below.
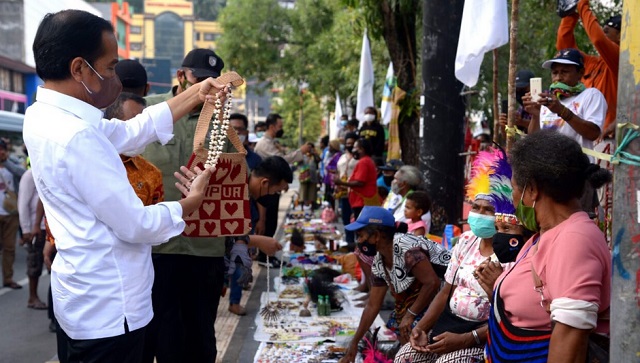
[596,122,616,144]
[537,92,563,115]
[249,235,283,256]
[300,143,312,155]
[21,233,32,246]
[522,92,541,117]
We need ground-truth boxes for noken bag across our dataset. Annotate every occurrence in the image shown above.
[182,72,250,237]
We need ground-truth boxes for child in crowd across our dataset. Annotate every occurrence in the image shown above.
[404,191,431,236]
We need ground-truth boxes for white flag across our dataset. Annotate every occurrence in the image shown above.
[355,31,374,126]
[454,0,508,87]
[330,92,342,140]
[380,62,395,125]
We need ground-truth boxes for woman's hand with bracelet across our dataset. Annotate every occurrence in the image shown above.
[338,343,358,363]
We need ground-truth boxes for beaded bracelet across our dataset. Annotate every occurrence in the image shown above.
[560,106,572,121]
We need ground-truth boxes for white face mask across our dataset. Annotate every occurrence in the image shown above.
[363,114,375,122]
[122,146,146,157]
[238,134,247,143]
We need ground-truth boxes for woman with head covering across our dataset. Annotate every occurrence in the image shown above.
[474,148,531,296]
[338,207,442,363]
[484,130,612,362]
[394,149,512,363]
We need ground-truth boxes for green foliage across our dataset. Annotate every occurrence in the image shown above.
[191,0,228,21]
[217,0,390,121]
[272,87,324,148]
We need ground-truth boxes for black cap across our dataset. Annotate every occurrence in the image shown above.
[115,59,147,88]
[542,48,584,69]
[181,49,224,78]
[378,159,404,171]
[515,70,535,88]
[605,15,621,31]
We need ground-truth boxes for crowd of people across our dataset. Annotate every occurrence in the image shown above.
[3,1,621,361]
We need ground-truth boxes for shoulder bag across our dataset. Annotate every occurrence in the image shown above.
[182,72,250,237]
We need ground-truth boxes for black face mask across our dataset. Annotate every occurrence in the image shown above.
[345,146,354,153]
[275,129,284,138]
[383,175,394,186]
[492,232,525,263]
[352,150,361,160]
[516,89,527,106]
[357,241,377,257]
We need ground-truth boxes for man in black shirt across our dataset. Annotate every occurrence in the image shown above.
[358,106,386,166]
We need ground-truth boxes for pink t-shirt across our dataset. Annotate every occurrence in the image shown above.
[498,212,611,332]
[407,220,427,235]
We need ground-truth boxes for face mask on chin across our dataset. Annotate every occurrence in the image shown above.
[275,129,284,138]
[81,59,122,109]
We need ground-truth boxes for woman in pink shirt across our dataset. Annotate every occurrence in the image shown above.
[485,130,612,362]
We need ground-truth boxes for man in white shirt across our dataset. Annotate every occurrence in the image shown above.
[25,9,224,362]
[525,48,606,151]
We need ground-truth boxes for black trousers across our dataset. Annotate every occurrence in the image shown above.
[57,321,145,363]
[142,254,225,363]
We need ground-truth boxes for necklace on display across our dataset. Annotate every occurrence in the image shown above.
[205,87,233,168]
[260,256,282,322]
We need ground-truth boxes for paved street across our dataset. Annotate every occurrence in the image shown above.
[0,243,57,363]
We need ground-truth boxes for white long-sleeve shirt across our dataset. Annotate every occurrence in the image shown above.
[23,87,185,340]
[17,169,44,232]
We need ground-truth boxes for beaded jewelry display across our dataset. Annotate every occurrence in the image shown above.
[205,87,233,168]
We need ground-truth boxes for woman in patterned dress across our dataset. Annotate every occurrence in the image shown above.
[338,207,443,363]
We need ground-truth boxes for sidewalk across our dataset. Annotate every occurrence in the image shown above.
[217,188,297,362]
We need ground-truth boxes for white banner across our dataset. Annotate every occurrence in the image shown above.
[355,31,374,126]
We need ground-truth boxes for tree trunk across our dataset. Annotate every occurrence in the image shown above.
[611,0,640,359]
[378,1,419,166]
[420,0,466,230]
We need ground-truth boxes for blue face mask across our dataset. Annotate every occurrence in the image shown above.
[256,131,265,138]
[340,120,347,127]
[467,211,497,238]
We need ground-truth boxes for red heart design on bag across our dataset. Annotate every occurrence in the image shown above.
[204,221,217,234]
[225,221,239,234]
[229,164,242,182]
[224,202,238,217]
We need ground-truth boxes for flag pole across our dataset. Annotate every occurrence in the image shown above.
[492,49,500,144]
[506,0,520,152]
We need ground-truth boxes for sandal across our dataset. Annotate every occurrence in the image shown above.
[27,301,48,310]
[3,281,22,289]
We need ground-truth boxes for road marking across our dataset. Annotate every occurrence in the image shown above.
[0,277,29,297]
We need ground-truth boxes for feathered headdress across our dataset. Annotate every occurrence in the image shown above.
[466,148,500,202]
[488,149,519,225]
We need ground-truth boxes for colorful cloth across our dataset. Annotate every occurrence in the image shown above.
[394,342,483,363]
[121,155,164,206]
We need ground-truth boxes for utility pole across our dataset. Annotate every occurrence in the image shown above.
[420,0,466,231]
[611,1,640,360]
